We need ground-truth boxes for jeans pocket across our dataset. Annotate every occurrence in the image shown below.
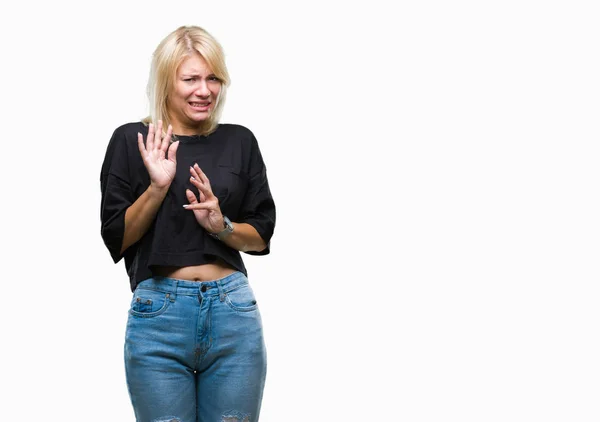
[129,288,171,318]
[224,283,259,312]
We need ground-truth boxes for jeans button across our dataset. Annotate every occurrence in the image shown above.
[200,285,207,293]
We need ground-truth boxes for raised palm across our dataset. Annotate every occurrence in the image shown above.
[137,121,179,189]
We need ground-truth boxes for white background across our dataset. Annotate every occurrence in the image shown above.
[1,0,599,421]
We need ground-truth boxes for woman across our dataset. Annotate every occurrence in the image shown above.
[100,25,275,422]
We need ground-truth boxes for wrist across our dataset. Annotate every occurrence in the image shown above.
[148,183,169,200]
[209,216,234,240]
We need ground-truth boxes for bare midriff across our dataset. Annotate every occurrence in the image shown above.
[152,258,237,282]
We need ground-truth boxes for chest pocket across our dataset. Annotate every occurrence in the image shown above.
[211,164,249,218]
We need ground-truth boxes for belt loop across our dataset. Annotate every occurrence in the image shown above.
[216,280,226,302]
[169,278,178,302]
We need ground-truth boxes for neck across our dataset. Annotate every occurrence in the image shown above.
[172,124,205,136]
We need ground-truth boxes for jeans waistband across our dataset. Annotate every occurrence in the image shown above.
[136,271,247,299]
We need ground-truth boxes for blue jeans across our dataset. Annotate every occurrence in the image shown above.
[124,272,267,422]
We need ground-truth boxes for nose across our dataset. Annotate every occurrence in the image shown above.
[195,82,211,98]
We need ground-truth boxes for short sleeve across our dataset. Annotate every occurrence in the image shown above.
[239,133,276,255]
[100,127,134,263]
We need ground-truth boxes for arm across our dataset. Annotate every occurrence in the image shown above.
[216,222,267,253]
[183,185,269,253]
[120,185,169,254]
[183,130,275,254]
[100,121,178,261]
[183,164,261,252]
[120,121,178,253]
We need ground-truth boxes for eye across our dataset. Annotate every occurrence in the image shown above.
[184,78,196,82]
[208,76,220,82]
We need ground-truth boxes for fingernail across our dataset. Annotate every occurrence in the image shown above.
[191,176,195,180]
[183,204,189,208]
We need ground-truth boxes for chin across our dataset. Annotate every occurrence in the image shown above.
[188,111,212,122]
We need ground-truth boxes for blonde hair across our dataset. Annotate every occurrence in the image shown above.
[142,25,230,136]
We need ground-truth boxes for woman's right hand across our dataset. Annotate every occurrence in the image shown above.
[137,120,179,190]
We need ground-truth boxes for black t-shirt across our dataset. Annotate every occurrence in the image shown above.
[100,121,276,292]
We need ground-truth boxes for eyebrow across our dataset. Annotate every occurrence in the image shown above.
[181,73,216,78]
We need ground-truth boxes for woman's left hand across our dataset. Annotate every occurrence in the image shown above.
[183,163,225,234]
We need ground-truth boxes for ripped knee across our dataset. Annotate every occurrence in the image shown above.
[222,410,251,422]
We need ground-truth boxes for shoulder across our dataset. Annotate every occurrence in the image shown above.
[217,123,257,143]
[111,121,148,140]
[101,121,146,175]
[105,121,147,153]
[216,124,261,157]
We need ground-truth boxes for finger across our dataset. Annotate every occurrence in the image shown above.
[190,172,215,197]
[155,120,163,151]
[185,189,198,204]
[167,140,179,163]
[146,123,155,151]
[137,132,148,160]
[183,202,212,210]
[191,166,216,198]
[190,177,213,201]
[160,124,173,154]
[189,165,201,181]
[190,175,204,190]
[193,163,211,186]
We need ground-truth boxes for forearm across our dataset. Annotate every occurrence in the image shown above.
[121,184,168,254]
[220,222,267,253]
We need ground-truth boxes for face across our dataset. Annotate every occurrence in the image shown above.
[167,52,221,135]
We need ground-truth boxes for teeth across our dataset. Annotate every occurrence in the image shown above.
[191,103,209,107]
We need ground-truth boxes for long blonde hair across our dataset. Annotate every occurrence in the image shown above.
[142,25,231,136]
